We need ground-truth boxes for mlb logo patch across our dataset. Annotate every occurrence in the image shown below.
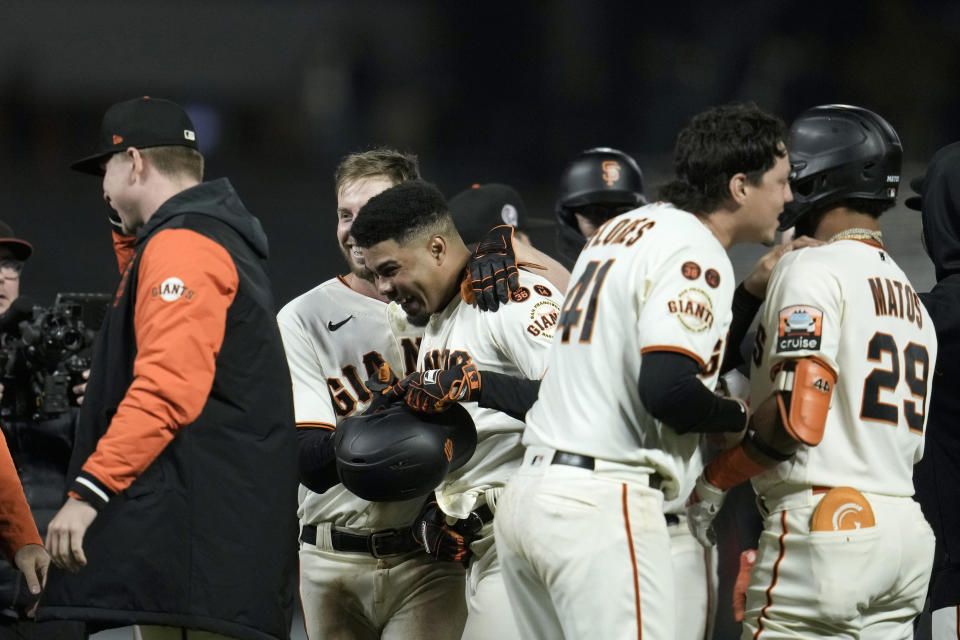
[777,305,823,352]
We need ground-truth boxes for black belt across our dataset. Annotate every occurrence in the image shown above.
[550,450,663,490]
[300,524,419,558]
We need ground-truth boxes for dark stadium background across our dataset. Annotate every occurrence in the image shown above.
[0,2,955,638]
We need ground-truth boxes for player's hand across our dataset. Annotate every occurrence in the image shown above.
[685,474,726,547]
[733,548,757,622]
[73,369,90,406]
[13,543,49,616]
[397,363,481,413]
[46,497,98,573]
[412,500,480,565]
[363,363,404,414]
[742,235,824,298]
[468,225,520,312]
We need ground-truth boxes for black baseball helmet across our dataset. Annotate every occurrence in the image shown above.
[334,403,477,502]
[555,147,646,266]
[779,104,902,232]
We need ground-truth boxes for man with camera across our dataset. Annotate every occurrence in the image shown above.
[0,221,84,639]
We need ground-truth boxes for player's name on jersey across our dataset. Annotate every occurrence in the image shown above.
[868,277,924,328]
[583,215,656,250]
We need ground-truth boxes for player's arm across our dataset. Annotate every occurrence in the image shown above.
[399,363,542,422]
[0,428,42,562]
[703,355,837,489]
[638,351,748,434]
[275,310,340,495]
[69,229,238,509]
[686,354,837,547]
[721,236,824,374]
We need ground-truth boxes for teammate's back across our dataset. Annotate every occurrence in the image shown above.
[750,238,937,497]
[525,202,733,496]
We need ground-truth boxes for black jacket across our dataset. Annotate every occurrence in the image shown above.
[40,179,299,639]
[912,142,960,610]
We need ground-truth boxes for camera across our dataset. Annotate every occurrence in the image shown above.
[0,293,111,421]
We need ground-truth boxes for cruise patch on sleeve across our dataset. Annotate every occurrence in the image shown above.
[777,305,823,352]
[153,276,195,302]
[667,287,714,332]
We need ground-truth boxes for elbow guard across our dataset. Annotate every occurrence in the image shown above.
[771,357,837,446]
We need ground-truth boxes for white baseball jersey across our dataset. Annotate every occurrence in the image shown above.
[524,202,735,503]
[411,270,563,519]
[750,239,938,497]
[277,276,426,529]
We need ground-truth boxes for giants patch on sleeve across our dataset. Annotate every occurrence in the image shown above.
[777,305,823,352]
[152,276,195,302]
[526,299,561,338]
[667,287,714,332]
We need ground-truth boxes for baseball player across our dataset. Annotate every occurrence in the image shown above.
[351,179,565,640]
[280,150,570,639]
[278,149,470,640]
[554,145,734,640]
[908,142,960,640]
[687,105,938,638]
[490,103,791,639]
[555,147,647,269]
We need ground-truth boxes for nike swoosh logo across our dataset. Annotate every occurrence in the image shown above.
[327,315,354,331]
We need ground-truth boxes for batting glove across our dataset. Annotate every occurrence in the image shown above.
[412,500,477,565]
[398,363,481,413]
[685,473,726,547]
[363,363,404,414]
[468,225,520,312]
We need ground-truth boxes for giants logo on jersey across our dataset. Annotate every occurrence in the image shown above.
[667,287,714,332]
[777,305,823,352]
[526,299,561,338]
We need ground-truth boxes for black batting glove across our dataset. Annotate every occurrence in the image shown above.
[397,363,481,413]
[468,225,520,312]
[363,363,405,414]
[412,500,478,565]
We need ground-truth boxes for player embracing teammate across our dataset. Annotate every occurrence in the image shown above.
[493,103,792,639]
[689,105,938,638]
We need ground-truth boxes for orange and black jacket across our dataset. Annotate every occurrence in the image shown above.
[0,431,41,562]
[40,178,298,640]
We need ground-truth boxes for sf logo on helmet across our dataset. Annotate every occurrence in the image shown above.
[601,160,621,186]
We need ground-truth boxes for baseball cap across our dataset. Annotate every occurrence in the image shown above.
[0,221,33,262]
[448,183,553,245]
[71,97,199,176]
[905,175,924,211]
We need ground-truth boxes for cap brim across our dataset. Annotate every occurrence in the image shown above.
[70,152,112,176]
[905,196,922,211]
[0,239,33,261]
[519,217,555,230]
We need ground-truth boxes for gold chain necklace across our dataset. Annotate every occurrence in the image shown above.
[829,227,884,246]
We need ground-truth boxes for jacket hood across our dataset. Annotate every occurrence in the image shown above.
[137,178,269,258]
[920,142,960,280]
